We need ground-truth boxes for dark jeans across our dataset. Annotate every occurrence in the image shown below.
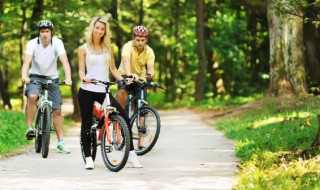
[78,88,134,157]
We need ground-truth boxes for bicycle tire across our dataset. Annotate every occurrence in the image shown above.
[34,109,42,153]
[80,127,97,163]
[41,105,52,158]
[131,106,161,156]
[101,114,130,172]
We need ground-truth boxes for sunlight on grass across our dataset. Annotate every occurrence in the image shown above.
[216,96,320,189]
[252,116,283,129]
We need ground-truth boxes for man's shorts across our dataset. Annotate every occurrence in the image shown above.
[117,75,147,100]
[24,74,62,109]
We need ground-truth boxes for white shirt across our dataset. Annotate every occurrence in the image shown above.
[25,37,66,79]
[80,44,110,93]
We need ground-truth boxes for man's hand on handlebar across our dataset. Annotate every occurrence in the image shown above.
[22,77,30,84]
[64,79,72,86]
[145,73,153,80]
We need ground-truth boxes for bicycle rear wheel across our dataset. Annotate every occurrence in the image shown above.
[41,105,52,158]
[131,106,161,156]
[101,114,130,172]
[34,109,42,153]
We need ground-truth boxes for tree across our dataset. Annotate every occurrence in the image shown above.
[194,0,208,101]
[267,0,307,96]
[0,0,12,109]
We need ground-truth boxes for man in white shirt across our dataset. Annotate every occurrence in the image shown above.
[21,20,72,154]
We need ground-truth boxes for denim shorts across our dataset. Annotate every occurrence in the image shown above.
[24,75,62,109]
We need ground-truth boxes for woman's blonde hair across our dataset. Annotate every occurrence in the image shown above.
[86,16,112,52]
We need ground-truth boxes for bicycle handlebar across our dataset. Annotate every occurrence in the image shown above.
[30,80,65,86]
[131,79,166,90]
[85,79,117,87]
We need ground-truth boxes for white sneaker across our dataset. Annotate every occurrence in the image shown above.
[127,152,143,168]
[85,157,94,170]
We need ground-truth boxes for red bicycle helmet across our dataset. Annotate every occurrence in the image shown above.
[132,25,150,37]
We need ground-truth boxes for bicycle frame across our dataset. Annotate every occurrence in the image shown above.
[38,86,53,131]
[127,83,148,128]
[91,81,121,145]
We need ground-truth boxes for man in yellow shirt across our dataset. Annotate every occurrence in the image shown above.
[117,25,155,148]
[117,25,155,107]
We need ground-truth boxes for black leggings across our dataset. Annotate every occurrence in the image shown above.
[78,88,134,157]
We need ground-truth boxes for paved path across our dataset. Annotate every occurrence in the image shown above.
[0,109,238,190]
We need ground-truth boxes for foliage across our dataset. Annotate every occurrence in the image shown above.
[215,95,320,189]
[209,2,269,96]
[0,0,273,108]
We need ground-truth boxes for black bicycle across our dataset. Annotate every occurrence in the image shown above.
[32,80,65,158]
[126,79,165,155]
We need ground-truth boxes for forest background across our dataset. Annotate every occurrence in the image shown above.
[0,0,320,114]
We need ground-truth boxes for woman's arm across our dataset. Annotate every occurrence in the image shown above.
[78,45,90,84]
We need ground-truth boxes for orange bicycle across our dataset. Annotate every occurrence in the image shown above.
[80,79,130,172]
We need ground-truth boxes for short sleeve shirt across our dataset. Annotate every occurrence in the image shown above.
[118,41,155,78]
[25,37,66,79]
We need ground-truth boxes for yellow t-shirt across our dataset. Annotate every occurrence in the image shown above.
[118,41,155,78]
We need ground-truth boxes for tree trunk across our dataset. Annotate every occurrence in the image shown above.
[164,49,173,102]
[138,0,144,25]
[304,3,320,86]
[311,114,320,147]
[194,0,208,101]
[0,1,12,109]
[20,0,27,110]
[204,1,225,97]
[113,0,123,67]
[267,0,306,96]
[30,0,44,39]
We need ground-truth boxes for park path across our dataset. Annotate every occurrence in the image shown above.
[0,108,238,190]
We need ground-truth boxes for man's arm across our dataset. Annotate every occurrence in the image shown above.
[123,55,139,80]
[146,60,155,80]
[59,53,72,85]
[21,54,32,84]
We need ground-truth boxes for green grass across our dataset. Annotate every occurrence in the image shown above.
[0,109,73,158]
[214,95,320,190]
[0,111,30,157]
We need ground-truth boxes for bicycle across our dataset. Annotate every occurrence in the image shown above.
[31,79,65,158]
[80,79,130,172]
[126,79,165,156]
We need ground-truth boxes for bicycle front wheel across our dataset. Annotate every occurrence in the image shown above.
[131,106,161,156]
[34,109,42,153]
[41,105,52,158]
[101,114,130,172]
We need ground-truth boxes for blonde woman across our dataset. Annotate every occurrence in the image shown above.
[78,16,142,169]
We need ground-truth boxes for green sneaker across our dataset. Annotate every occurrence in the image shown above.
[25,127,35,140]
[57,141,71,154]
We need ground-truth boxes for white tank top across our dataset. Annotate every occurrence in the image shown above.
[80,44,110,93]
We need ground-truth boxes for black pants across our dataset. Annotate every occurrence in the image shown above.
[78,88,134,157]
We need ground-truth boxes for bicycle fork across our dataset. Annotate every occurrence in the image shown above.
[102,111,122,145]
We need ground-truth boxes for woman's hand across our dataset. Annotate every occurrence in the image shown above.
[82,77,91,84]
